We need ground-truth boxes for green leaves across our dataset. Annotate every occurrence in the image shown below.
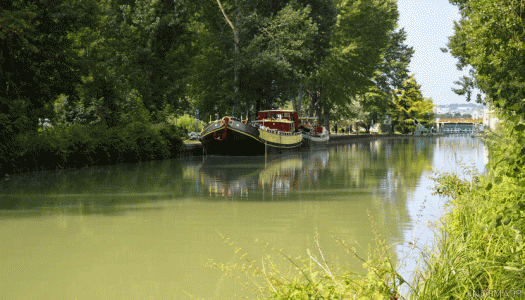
[447,0,525,111]
[390,75,434,134]
[1,0,96,135]
[514,124,525,132]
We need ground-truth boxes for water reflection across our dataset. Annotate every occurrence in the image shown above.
[0,137,436,216]
[196,152,329,199]
[0,159,186,215]
[0,136,464,299]
[192,137,435,204]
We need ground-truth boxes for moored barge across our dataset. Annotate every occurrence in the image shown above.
[200,110,303,155]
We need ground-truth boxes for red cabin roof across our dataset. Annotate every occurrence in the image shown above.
[255,110,299,131]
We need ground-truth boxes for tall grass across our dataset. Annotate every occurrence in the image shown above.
[413,167,525,299]
[200,218,408,300]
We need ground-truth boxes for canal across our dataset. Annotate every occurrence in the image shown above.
[0,135,486,299]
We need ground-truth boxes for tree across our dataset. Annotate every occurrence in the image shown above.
[446,0,525,115]
[308,0,399,130]
[69,0,195,126]
[0,0,96,135]
[390,75,434,134]
[375,28,414,96]
[349,28,415,132]
[187,0,319,121]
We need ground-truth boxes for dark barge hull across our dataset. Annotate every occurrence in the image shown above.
[200,118,302,155]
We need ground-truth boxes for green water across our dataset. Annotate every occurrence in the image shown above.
[0,136,486,299]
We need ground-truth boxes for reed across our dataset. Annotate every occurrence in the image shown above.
[204,217,408,300]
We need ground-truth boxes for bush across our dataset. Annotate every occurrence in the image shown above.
[166,114,204,134]
[1,121,184,176]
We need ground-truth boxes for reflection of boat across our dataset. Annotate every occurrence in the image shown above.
[298,117,329,147]
[305,150,330,171]
[194,149,336,198]
[200,110,303,155]
[258,156,303,196]
[198,157,263,197]
[198,154,305,198]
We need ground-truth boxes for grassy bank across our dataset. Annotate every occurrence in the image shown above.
[0,121,184,176]
[414,126,525,299]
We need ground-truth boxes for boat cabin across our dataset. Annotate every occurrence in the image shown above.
[255,110,299,132]
[299,117,323,134]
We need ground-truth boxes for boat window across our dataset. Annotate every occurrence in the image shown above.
[266,113,271,119]
[283,113,290,119]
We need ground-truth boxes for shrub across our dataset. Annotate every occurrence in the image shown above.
[1,121,183,176]
[166,114,204,134]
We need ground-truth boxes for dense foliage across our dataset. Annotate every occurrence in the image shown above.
[7,122,183,174]
[445,0,525,209]
[350,28,416,131]
[0,0,433,174]
[391,76,435,134]
[446,0,525,112]
[0,0,96,135]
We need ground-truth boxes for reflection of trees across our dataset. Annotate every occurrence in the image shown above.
[325,141,398,189]
[322,137,435,243]
[326,138,433,193]
[0,159,187,212]
[197,138,435,207]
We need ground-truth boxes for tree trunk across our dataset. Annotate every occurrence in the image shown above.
[232,0,240,117]
[216,0,240,117]
[323,101,330,133]
[308,88,316,117]
[294,83,304,114]
[298,84,304,115]
[308,94,315,117]
[316,94,322,120]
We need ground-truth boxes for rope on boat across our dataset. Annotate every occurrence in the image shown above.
[213,117,228,140]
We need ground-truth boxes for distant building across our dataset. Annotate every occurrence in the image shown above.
[436,120,476,133]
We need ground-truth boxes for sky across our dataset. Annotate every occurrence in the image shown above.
[397,0,474,105]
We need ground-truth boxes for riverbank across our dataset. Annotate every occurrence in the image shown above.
[181,133,415,155]
[410,128,525,298]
